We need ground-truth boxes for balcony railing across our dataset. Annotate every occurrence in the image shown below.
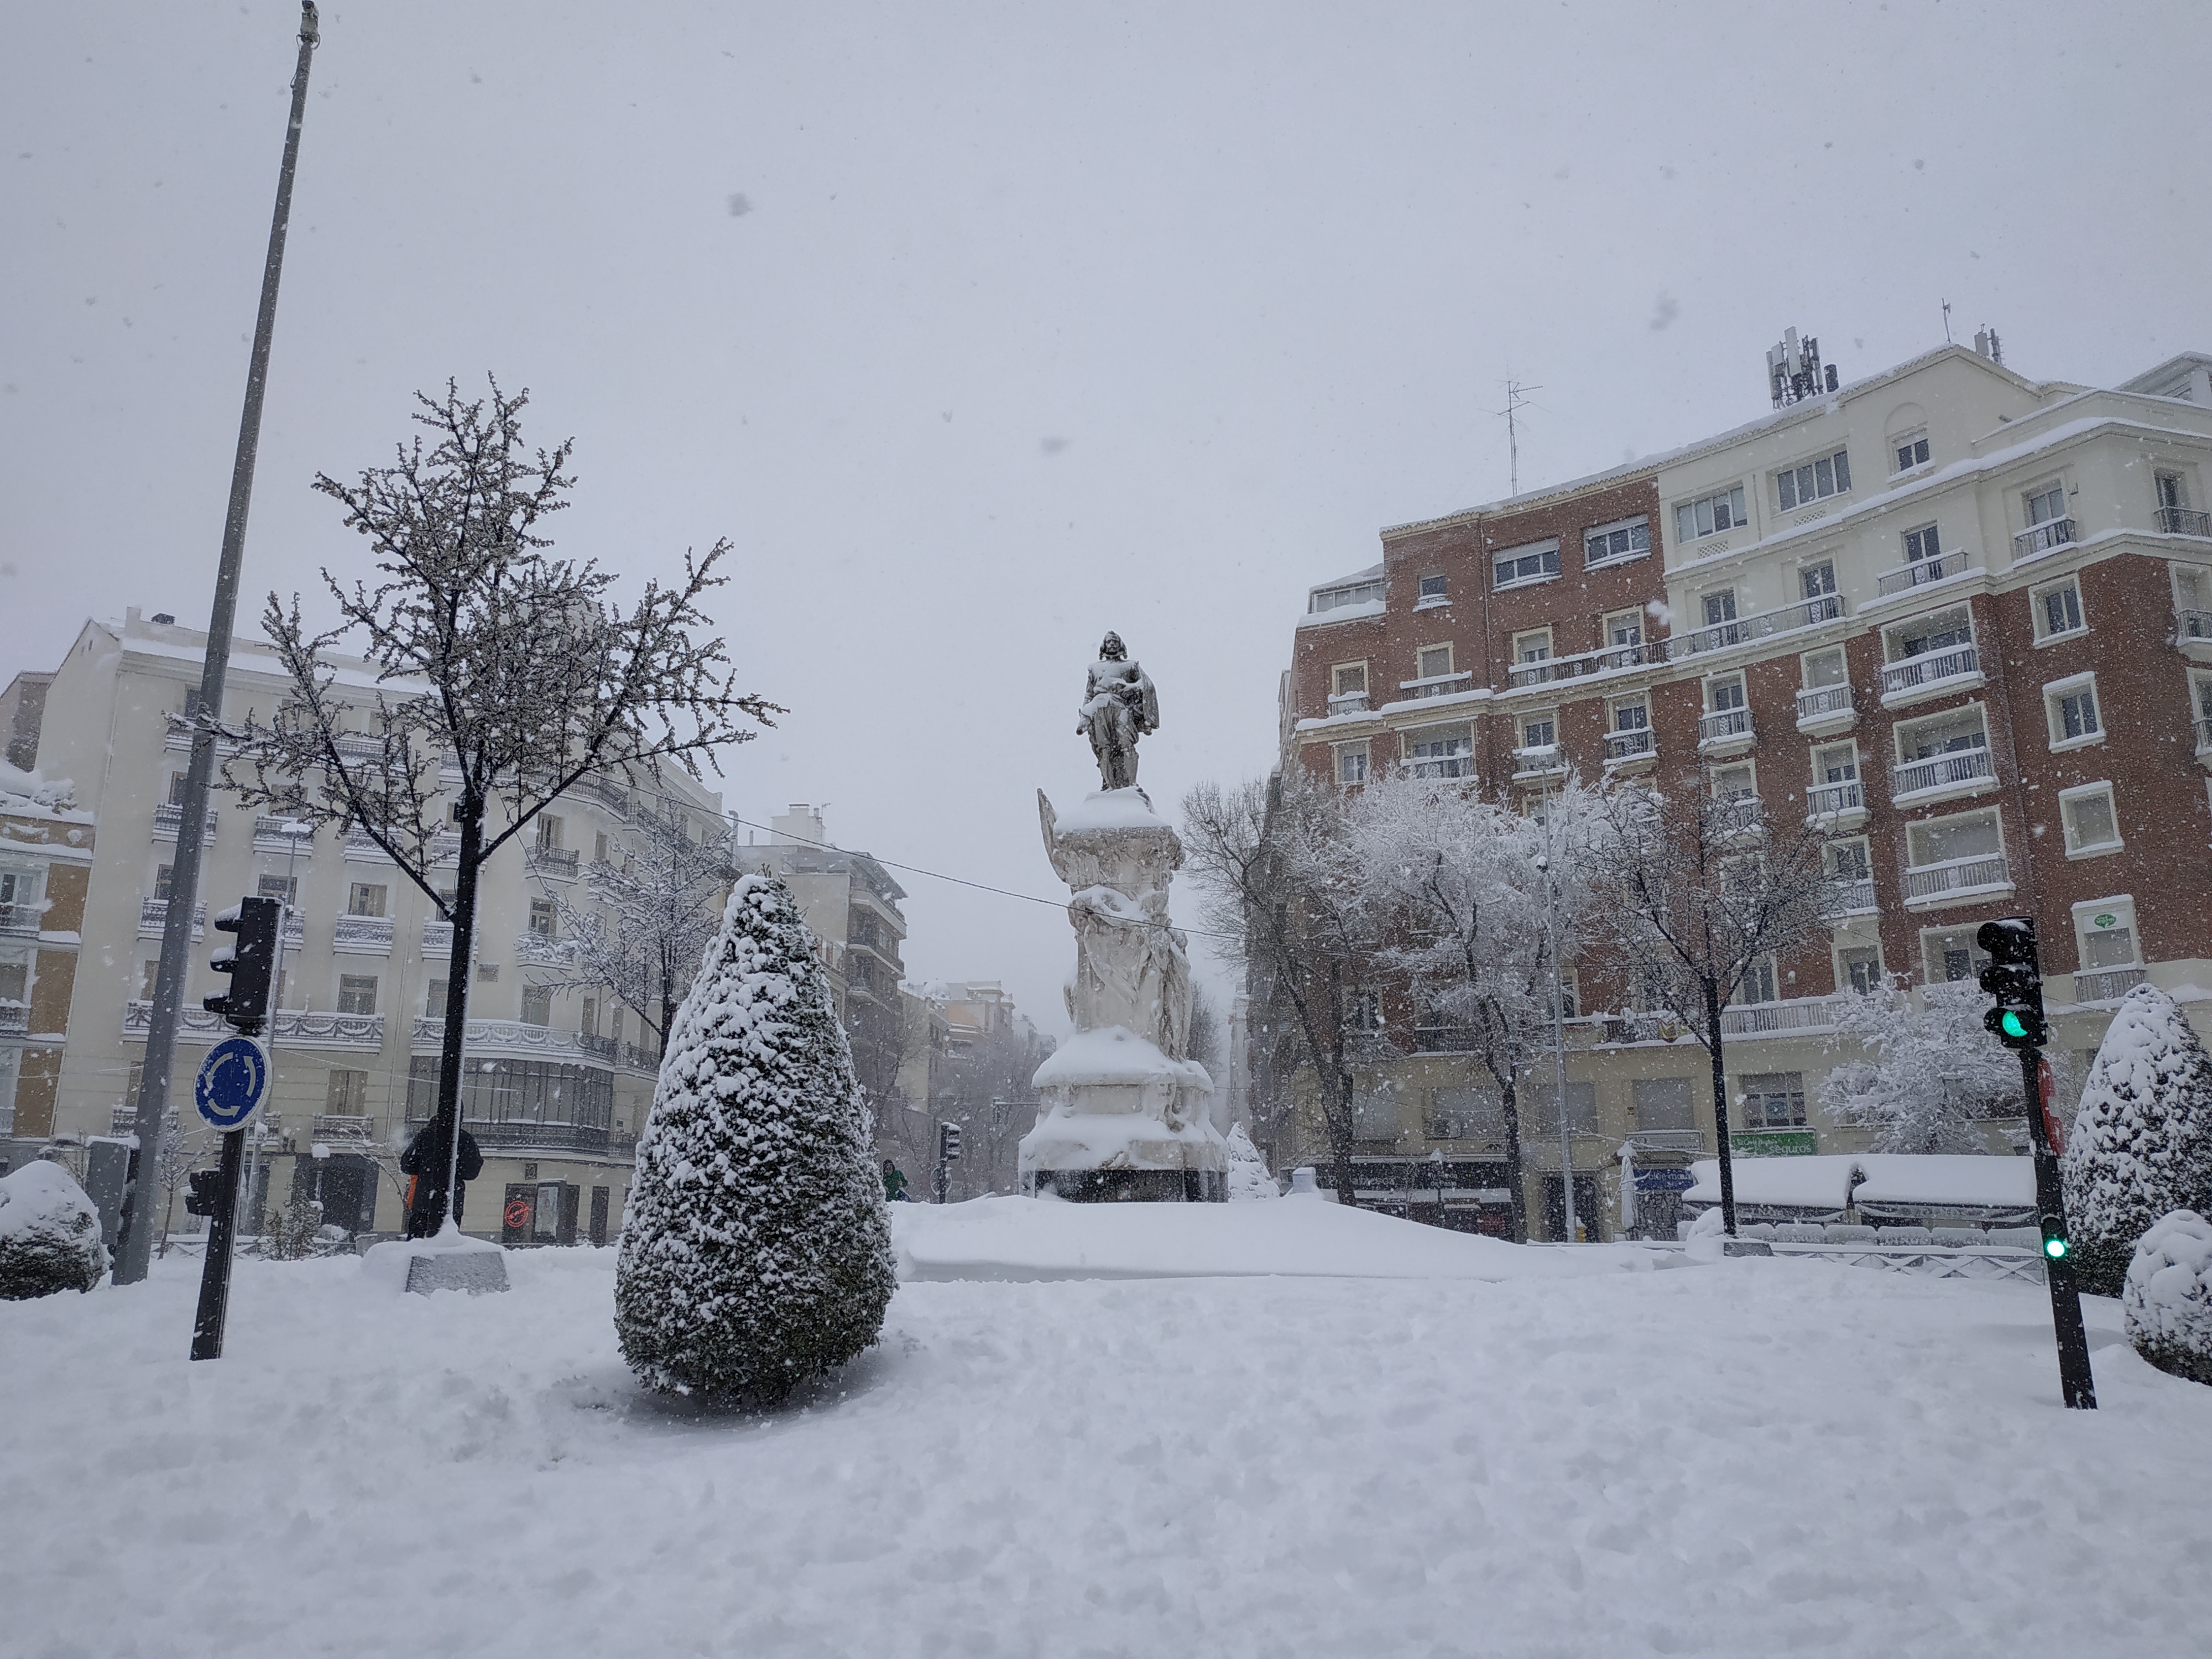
[0,901,40,936]
[151,803,218,842]
[526,845,581,878]
[1326,691,1373,716]
[312,1114,376,1141]
[1411,1025,1478,1053]
[578,1031,619,1061]
[1880,643,1979,698]
[279,912,305,950]
[344,828,394,862]
[2073,966,2147,1003]
[1806,780,1864,818]
[1624,1129,1705,1154]
[1875,547,1970,597]
[2179,610,2212,644]
[2156,506,2212,538]
[412,1016,619,1065]
[123,1001,385,1048]
[1506,639,1668,689]
[2012,518,2075,560]
[1719,995,1849,1037]
[422,920,454,956]
[1671,593,1844,661]
[1697,708,1752,748]
[333,915,397,954]
[252,817,315,854]
[573,775,632,817]
[1892,747,1994,800]
[1822,877,1878,916]
[430,831,462,864]
[1510,744,1567,778]
[1397,671,1475,701]
[1796,684,1854,726]
[0,1003,27,1037]
[1710,795,1763,837]
[1604,727,1656,763]
[331,733,384,763]
[1903,852,2012,904]
[2196,716,2212,756]
[139,898,206,938]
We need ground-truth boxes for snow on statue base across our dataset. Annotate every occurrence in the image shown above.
[1020,787,1226,1201]
[362,1227,510,1296]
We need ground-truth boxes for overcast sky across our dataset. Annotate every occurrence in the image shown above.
[5,1,2209,1035]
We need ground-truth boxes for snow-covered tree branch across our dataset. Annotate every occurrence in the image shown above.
[1818,981,2018,1154]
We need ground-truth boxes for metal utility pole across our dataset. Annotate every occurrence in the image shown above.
[114,4,321,1285]
[1500,380,1540,497]
[1537,827,1575,1244]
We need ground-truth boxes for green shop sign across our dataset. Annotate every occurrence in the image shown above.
[1736,1130,1819,1157]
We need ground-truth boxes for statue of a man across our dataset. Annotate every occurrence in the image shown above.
[1078,632,1159,791]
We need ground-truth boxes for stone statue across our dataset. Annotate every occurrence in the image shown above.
[1077,632,1159,792]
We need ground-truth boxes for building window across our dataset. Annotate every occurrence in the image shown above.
[1335,742,1369,786]
[528,898,558,937]
[1741,1072,1808,1128]
[1417,643,1455,680]
[1839,945,1885,995]
[1584,517,1650,568]
[1710,762,1756,801]
[520,985,554,1026]
[2075,901,2138,972]
[1520,714,1557,750]
[1889,606,1974,662]
[1345,990,1381,1033]
[1604,608,1645,648]
[347,882,387,918]
[1897,707,1988,763]
[1826,837,1871,883]
[337,974,378,1015]
[1493,540,1561,588]
[2044,675,2103,747]
[1743,955,1780,1005]
[1426,1086,1504,1144]
[1527,1078,1598,1133]
[1611,696,1650,733]
[1903,522,1943,565]
[2033,578,2085,641]
[536,815,564,851]
[1800,560,1838,599]
[1512,629,1552,664]
[258,874,296,906]
[1802,647,1846,690]
[1332,662,1368,699]
[1813,742,1859,785]
[1906,809,2002,876]
[1707,672,1746,713]
[1893,430,1932,473]
[1702,589,1738,627]
[1631,1077,1697,1131]
[1924,926,1991,985]
[2026,482,2067,527]
[1417,573,1449,607]
[1776,448,1853,512]
[1675,484,1747,543]
[326,1069,369,1114]
[1405,724,1473,780]
[2059,783,2122,856]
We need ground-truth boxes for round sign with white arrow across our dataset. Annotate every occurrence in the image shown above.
[194,1035,271,1132]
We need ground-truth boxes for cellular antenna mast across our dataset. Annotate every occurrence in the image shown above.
[1500,380,1541,496]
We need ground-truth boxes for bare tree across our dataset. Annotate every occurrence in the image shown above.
[1590,782,1837,1235]
[228,379,779,1236]
[1347,773,1605,1243]
[1182,770,1365,1207]
[535,794,735,1048]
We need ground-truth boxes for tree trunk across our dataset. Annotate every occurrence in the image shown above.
[1704,974,1738,1236]
[1500,1078,1529,1244]
[412,804,484,1238]
[1325,1056,1360,1213]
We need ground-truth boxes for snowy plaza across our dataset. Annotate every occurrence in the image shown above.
[5,1203,2211,1659]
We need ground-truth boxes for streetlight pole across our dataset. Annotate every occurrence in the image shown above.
[113,2,322,1286]
[1537,820,1577,1244]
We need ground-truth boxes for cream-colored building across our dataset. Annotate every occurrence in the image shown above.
[11,608,728,1244]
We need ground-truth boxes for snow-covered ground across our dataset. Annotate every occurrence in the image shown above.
[4,1207,2210,1658]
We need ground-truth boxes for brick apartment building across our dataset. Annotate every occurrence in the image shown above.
[1277,341,2212,1239]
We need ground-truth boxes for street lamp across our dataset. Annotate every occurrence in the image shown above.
[1535,833,1577,1244]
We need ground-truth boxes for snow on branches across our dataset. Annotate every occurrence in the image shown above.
[2124,1209,2212,1386]
[615,874,894,1404]
[1818,982,2018,1154]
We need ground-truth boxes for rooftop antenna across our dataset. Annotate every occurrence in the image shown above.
[1767,327,1838,408]
[1499,380,1541,495]
[1942,299,1953,344]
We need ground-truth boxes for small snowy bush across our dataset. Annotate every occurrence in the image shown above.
[2122,1210,2212,1386]
[1224,1123,1277,1200]
[0,1160,108,1300]
[615,874,895,1405]
[2061,984,2212,1296]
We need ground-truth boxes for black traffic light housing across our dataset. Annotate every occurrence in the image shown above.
[1976,916,2048,1051]
[204,895,281,1035]
[939,1121,963,1162]
[184,1168,225,1217]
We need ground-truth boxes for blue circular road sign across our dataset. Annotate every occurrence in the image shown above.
[194,1036,271,1131]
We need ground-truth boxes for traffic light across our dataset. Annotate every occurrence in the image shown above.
[2039,1212,2071,1262]
[204,895,281,1034]
[1976,916,2048,1050]
[184,1168,224,1217]
[939,1121,963,1162]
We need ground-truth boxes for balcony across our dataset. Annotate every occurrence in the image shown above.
[1670,593,1844,661]
[578,1031,619,1061]
[138,898,206,939]
[1822,877,1878,917]
[333,915,396,954]
[1719,995,1849,1038]
[151,803,218,842]
[0,900,40,937]
[1902,852,2013,910]
[311,1113,376,1142]
[123,1001,386,1050]
[574,775,632,817]
[411,1016,618,1066]
[1806,780,1866,826]
[331,733,385,764]
[1603,727,1657,767]
[1397,671,1475,702]
[1795,684,1856,733]
[1710,795,1763,839]
[1510,744,1567,780]
[1624,1128,1705,1155]
[1411,1026,1478,1054]
[279,911,305,950]
[1891,747,1995,804]
[0,1003,27,1037]
[1697,707,1754,754]
[1875,547,1970,597]
[1326,691,1373,717]
[526,845,581,879]
[345,828,395,863]
[422,920,455,956]
[517,928,574,963]
[2178,612,2212,659]
[252,817,315,855]
[1880,643,1981,705]
[2072,966,2147,1003]
[2012,518,2075,561]
[445,1118,634,1158]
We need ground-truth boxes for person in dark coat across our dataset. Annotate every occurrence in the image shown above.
[400,1123,484,1237]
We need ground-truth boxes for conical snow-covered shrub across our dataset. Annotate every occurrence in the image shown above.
[0,1160,108,1300]
[1224,1122,1278,1201]
[2124,1210,2212,1386]
[2061,984,2212,1296]
[615,874,895,1404]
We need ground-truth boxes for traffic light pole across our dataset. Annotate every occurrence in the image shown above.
[190,1129,247,1361]
[2018,1042,2097,1409]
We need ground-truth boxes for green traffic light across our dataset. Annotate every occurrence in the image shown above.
[2001,1010,2030,1039]
[2044,1236,2068,1259]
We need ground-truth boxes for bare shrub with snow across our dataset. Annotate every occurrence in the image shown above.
[615,874,894,1404]
[2061,984,2212,1297]
[0,1161,108,1300]
[2122,1209,2212,1386]
[1819,982,2018,1154]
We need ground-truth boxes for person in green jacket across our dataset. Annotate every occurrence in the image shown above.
[881,1160,910,1202]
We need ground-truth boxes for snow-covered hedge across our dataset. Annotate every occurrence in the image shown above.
[0,1160,108,1300]
[2060,984,2212,1296]
[614,874,895,1405]
[2122,1210,2212,1386]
